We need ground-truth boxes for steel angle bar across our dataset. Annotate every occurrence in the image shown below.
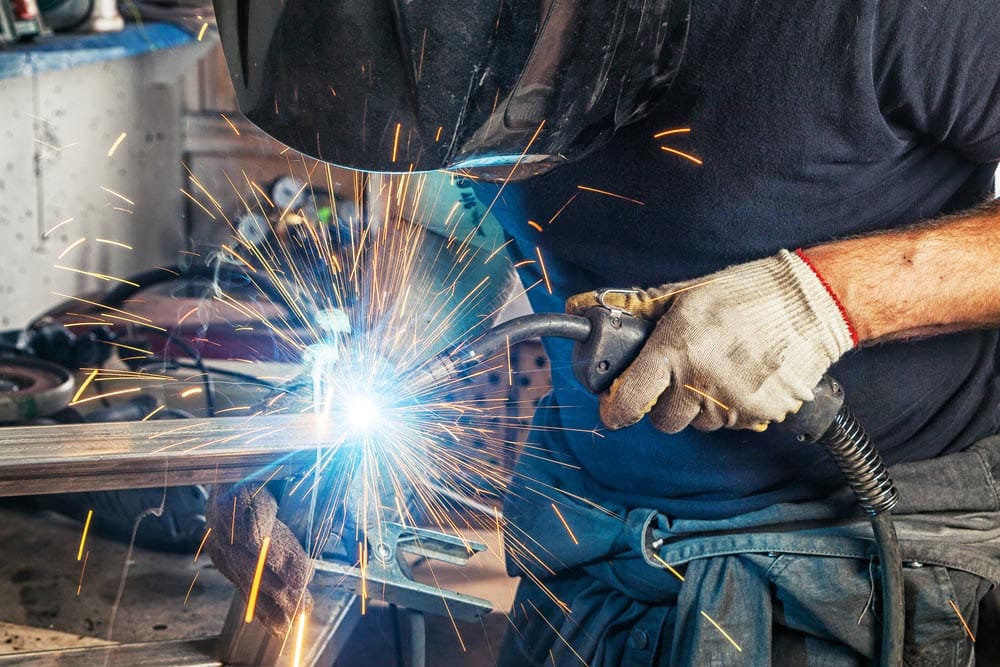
[0,414,343,497]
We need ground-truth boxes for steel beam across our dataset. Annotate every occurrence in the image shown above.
[0,414,338,497]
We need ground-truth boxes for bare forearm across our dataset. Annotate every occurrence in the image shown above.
[805,198,1000,344]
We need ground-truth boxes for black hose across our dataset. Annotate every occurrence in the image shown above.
[871,512,905,667]
[414,314,592,389]
[814,409,903,667]
[131,327,216,417]
[417,311,906,665]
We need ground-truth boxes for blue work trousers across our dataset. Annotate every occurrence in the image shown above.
[498,436,1000,666]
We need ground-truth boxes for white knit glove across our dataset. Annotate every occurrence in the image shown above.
[565,250,857,432]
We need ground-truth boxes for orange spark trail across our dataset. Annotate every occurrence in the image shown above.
[77,509,94,561]
[660,146,703,165]
[547,193,579,226]
[683,384,730,411]
[43,217,74,238]
[535,247,552,294]
[107,132,127,157]
[96,238,133,250]
[57,237,86,260]
[576,185,645,206]
[221,114,241,135]
[550,503,579,545]
[184,571,201,605]
[650,553,686,581]
[245,536,271,623]
[71,369,98,404]
[194,527,212,562]
[293,612,307,666]
[197,22,209,41]
[99,186,135,206]
[180,188,217,220]
[104,340,153,356]
[700,610,742,651]
[70,387,142,406]
[392,123,402,163]
[949,599,976,642]
[653,127,691,138]
[76,551,89,596]
[180,387,203,398]
[53,265,140,287]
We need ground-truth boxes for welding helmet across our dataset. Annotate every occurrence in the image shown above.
[212,0,691,179]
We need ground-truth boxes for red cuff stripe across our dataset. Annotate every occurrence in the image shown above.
[795,248,859,347]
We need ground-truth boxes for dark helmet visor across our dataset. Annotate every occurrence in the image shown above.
[213,0,690,178]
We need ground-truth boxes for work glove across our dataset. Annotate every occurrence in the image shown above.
[566,249,856,433]
[205,483,314,636]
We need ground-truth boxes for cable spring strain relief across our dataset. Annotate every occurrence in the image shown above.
[820,411,900,516]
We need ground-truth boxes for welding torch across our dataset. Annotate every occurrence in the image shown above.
[413,300,904,667]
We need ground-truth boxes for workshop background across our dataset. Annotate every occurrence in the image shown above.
[0,6,540,665]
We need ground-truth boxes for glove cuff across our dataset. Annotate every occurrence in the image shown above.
[792,248,859,348]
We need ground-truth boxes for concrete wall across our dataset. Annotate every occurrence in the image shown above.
[0,43,207,328]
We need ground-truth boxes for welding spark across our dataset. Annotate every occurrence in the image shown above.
[107,132,127,157]
[42,217,74,238]
[221,114,241,136]
[653,127,691,138]
[194,527,212,562]
[576,184,645,206]
[76,550,90,596]
[77,509,94,561]
[35,161,625,657]
[346,395,381,430]
[245,536,271,623]
[197,22,209,41]
[293,612,308,666]
[99,186,135,207]
[682,384,730,411]
[699,610,742,651]
[948,599,976,642]
[659,146,703,166]
[184,570,201,605]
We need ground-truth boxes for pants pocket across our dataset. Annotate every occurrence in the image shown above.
[900,565,987,667]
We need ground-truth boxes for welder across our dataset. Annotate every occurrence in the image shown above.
[209,1,1000,664]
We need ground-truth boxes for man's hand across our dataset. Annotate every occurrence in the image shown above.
[566,249,856,433]
[206,483,313,636]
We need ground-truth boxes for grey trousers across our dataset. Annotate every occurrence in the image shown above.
[498,436,1000,666]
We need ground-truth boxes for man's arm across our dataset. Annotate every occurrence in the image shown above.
[806,198,1000,344]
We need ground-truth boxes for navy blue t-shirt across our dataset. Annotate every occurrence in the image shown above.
[478,0,1000,519]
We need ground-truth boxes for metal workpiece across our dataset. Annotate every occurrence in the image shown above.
[0,637,222,666]
[0,414,337,497]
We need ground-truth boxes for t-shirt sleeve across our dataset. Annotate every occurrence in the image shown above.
[874,0,1000,162]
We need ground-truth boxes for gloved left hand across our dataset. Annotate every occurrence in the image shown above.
[205,483,314,636]
[566,249,857,433]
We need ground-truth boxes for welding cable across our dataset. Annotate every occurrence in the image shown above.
[389,604,405,667]
[423,312,905,667]
[416,314,591,387]
[159,360,282,389]
[130,326,216,417]
[95,265,308,328]
[810,407,903,667]
[872,512,904,665]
